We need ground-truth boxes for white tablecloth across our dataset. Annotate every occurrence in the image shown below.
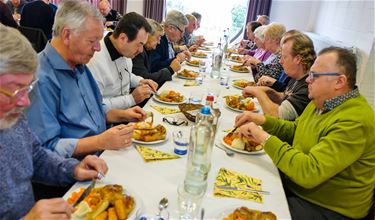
[64,53,291,220]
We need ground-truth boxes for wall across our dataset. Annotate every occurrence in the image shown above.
[270,0,375,108]
[126,0,144,14]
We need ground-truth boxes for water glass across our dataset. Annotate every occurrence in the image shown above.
[173,130,189,155]
[198,60,207,74]
[220,73,230,87]
[177,184,205,220]
[189,91,203,104]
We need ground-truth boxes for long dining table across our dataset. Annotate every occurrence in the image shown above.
[64,49,292,220]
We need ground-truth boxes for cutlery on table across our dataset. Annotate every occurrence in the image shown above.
[73,179,96,208]
[216,185,270,195]
[157,197,169,218]
[215,143,234,157]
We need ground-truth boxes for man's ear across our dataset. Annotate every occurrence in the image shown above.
[61,28,71,45]
[335,74,347,90]
[294,55,302,64]
[119,32,129,43]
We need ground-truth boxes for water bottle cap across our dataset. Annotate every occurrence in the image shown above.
[200,106,211,115]
[206,95,214,102]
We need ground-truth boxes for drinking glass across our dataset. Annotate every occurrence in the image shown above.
[188,91,204,104]
[177,184,205,220]
[219,73,230,87]
[173,130,189,155]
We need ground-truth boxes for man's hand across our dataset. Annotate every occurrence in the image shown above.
[131,84,153,104]
[122,106,147,122]
[238,122,270,144]
[24,198,73,220]
[182,50,191,61]
[189,45,198,52]
[235,111,266,128]
[170,58,181,72]
[243,85,271,98]
[139,79,158,92]
[257,76,277,87]
[98,124,135,150]
[175,53,186,63]
[74,155,108,181]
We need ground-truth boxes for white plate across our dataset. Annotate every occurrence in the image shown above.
[176,74,198,80]
[230,67,250,73]
[191,53,208,58]
[153,95,186,105]
[221,138,264,155]
[231,80,255,90]
[70,184,142,220]
[132,133,169,145]
[224,100,259,113]
[185,61,199,67]
[215,206,274,219]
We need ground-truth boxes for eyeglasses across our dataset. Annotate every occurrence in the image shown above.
[170,25,184,34]
[0,79,38,102]
[308,71,342,81]
[163,117,188,126]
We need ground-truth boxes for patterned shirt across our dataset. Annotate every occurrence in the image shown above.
[320,87,360,114]
[254,53,283,82]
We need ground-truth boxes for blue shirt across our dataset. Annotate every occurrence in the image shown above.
[0,116,78,219]
[27,43,107,158]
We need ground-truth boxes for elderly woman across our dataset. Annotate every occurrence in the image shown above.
[132,19,181,87]
[149,10,190,73]
[244,22,286,82]
[239,21,262,52]
[241,25,273,62]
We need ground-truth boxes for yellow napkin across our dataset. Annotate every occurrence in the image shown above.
[184,80,200,86]
[213,168,264,203]
[150,105,180,114]
[135,145,180,162]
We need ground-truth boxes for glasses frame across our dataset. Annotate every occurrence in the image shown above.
[162,116,188,126]
[170,24,184,34]
[308,71,342,81]
[0,79,38,102]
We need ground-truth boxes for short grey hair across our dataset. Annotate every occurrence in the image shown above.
[254,25,267,42]
[164,10,188,31]
[0,24,37,76]
[53,0,104,37]
[147,18,163,36]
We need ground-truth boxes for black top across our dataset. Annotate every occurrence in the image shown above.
[132,48,173,87]
[0,2,18,28]
[105,9,122,22]
[20,0,55,39]
[282,75,310,116]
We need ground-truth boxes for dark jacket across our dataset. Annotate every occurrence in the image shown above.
[149,35,175,72]
[132,48,173,87]
[0,2,18,28]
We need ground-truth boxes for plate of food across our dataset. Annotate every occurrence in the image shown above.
[186,59,200,67]
[230,65,250,73]
[191,51,208,58]
[225,48,238,54]
[176,69,199,79]
[132,124,168,145]
[229,55,244,63]
[153,90,186,105]
[224,95,258,112]
[222,132,264,155]
[217,206,276,220]
[198,46,211,51]
[232,79,256,90]
[67,184,141,220]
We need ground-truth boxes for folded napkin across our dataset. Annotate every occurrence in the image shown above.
[214,168,264,203]
[184,80,200,86]
[150,105,180,114]
[135,145,180,162]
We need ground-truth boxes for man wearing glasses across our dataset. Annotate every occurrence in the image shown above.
[0,24,108,219]
[88,12,158,110]
[149,10,190,73]
[235,47,375,220]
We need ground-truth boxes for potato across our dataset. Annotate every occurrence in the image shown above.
[93,211,107,220]
[108,207,118,220]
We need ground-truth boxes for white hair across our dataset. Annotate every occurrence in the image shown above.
[164,10,188,31]
[52,0,104,37]
[254,25,267,42]
[0,24,37,76]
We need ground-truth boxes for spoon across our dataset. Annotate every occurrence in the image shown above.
[157,197,169,217]
[215,143,234,157]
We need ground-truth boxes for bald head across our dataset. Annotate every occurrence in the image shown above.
[98,0,111,17]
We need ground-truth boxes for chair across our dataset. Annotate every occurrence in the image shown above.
[18,26,48,53]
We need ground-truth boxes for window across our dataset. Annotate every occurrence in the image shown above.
[166,0,248,43]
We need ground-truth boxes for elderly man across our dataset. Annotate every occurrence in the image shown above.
[27,0,146,158]
[256,15,270,25]
[236,47,375,220]
[98,0,121,29]
[243,31,315,120]
[88,12,157,110]
[132,19,180,87]
[6,0,26,14]
[149,10,190,73]
[0,24,108,219]
[181,14,197,47]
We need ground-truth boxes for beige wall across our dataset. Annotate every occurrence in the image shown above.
[126,0,144,15]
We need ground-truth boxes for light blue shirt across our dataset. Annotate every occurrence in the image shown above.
[27,43,107,158]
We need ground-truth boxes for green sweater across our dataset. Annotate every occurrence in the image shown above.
[262,95,375,219]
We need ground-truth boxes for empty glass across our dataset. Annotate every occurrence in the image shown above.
[188,91,204,104]
[198,60,207,74]
[219,73,230,87]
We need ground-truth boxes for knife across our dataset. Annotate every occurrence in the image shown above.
[216,185,270,195]
[73,180,96,208]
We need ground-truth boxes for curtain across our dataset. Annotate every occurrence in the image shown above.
[243,0,272,38]
[50,0,126,15]
[144,0,165,22]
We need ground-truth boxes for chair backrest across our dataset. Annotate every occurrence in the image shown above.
[18,26,48,53]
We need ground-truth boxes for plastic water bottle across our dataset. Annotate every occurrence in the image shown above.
[211,43,223,79]
[184,107,215,195]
